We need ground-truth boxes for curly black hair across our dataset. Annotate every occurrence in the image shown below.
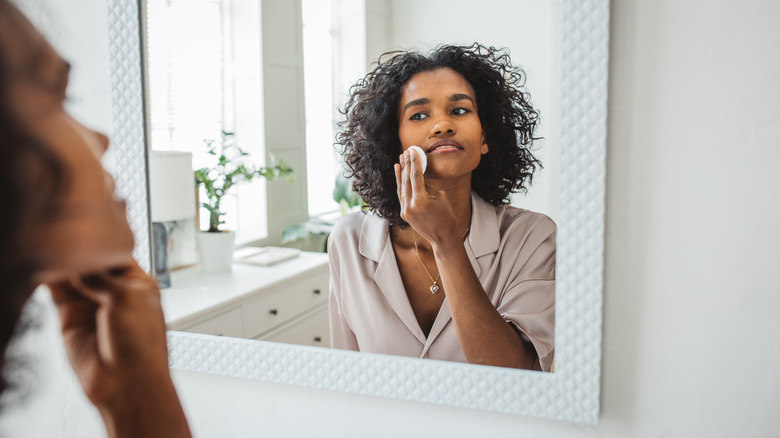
[0,0,67,401]
[337,43,542,228]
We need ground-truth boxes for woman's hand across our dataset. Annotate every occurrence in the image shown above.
[48,261,191,438]
[394,149,463,244]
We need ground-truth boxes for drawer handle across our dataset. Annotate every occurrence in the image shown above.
[314,336,322,343]
[269,309,278,315]
[313,289,321,295]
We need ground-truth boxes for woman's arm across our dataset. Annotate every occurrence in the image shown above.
[48,261,191,438]
[327,233,359,350]
[431,240,540,369]
[395,149,539,369]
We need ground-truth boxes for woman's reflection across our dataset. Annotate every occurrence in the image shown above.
[328,44,555,371]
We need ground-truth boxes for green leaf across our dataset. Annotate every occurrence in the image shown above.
[333,173,364,210]
[281,218,335,243]
[193,131,296,231]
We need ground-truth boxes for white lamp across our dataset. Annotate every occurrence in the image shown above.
[149,151,196,287]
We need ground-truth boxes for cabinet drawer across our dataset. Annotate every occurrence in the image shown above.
[181,307,243,337]
[261,304,330,347]
[243,271,328,338]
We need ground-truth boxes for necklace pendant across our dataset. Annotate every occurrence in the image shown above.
[430,283,440,294]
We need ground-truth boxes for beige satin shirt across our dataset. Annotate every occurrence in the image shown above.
[327,192,555,371]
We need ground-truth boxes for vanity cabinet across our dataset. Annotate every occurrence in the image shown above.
[260,304,330,347]
[161,251,330,347]
[181,307,244,338]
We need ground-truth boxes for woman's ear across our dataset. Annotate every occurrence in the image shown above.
[481,132,489,154]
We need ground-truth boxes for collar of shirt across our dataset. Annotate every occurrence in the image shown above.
[357,191,500,264]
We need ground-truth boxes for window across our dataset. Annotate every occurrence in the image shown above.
[302,0,366,217]
[145,0,266,243]
[302,0,339,216]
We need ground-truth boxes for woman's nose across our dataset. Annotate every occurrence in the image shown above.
[429,117,455,137]
[94,131,110,153]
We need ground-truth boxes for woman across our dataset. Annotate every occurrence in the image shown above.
[0,1,191,435]
[329,44,555,371]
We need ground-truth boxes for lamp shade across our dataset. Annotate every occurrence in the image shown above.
[149,151,196,222]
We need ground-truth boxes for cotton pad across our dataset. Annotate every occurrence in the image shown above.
[408,145,427,173]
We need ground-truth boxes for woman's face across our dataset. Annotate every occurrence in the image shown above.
[397,67,488,180]
[2,9,135,284]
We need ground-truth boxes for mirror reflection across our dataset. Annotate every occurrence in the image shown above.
[147,0,560,371]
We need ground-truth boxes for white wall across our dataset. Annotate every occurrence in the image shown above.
[14,0,112,134]
[2,0,779,436]
[600,0,780,435]
[13,0,116,173]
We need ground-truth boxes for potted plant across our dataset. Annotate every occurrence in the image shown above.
[281,173,364,252]
[195,131,293,272]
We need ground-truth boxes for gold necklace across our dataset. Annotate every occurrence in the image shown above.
[412,226,470,294]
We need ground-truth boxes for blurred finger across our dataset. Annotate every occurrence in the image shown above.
[47,280,98,332]
[49,280,87,307]
[69,274,112,304]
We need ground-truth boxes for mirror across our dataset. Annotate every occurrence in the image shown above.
[108,0,607,424]
[144,0,559,359]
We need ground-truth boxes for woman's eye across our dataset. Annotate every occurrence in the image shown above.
[452,107,470,115]
[409,112,428,121]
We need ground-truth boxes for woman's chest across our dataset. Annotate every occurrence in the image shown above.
[392,244,447,337]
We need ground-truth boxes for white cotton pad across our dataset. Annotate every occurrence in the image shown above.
[408,145,427,173]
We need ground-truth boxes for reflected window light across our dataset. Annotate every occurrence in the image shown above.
[146,0,267,243]
[302,0,339,217]
[302,0,366,217]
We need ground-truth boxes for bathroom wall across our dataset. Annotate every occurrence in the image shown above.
[160,1,780,435]
[1,0,778,436]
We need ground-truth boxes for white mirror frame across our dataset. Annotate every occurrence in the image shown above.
[107,0,608,424]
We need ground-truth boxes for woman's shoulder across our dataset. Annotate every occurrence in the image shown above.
[495,204,556,239]
[332,210,369,235]
[328,212,363,258]
[329,211,361,245]
[492,205,556,272]
[330,210,383,246]
[329,209,390,263]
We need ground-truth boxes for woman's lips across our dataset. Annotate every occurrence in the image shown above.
[428,140,462,153]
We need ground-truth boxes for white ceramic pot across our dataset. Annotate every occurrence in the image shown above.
[197,230,236,272]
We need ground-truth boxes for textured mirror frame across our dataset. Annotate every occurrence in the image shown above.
[108,0,608,424]
[107,0,151,271]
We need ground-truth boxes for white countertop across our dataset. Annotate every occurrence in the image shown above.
[161,251,329,329]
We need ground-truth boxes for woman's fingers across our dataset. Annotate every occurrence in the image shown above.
[49,280,85,306]
[408,149,426,199]
[396,148,435,225]
[49,261,152,311]
[401,150,412,202]
[49,280,97,332]
[397,149,425,200]
[394,162,402,202]
[395,156,404,219]
[393,148,462,244]
[397,151,411,220]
